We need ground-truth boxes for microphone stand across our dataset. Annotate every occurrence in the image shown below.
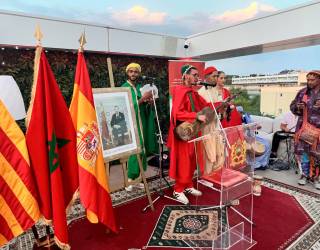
[203,84,231,149]
[142,79,182,212]
[195,84,232,209]
[191,85,255,236]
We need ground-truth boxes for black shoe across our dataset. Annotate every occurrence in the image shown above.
[256,165,267,171]
[270,152,277,159]
[270,165,281,171]
[269,158,276,165]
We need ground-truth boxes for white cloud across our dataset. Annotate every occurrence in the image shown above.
[111,5,167,26]
[213,2,277,25]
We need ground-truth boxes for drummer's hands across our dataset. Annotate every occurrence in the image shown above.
[314,100,320,108]
[297,102,306,111]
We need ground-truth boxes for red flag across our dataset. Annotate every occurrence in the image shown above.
[26,47,79,249]
[69,51,117,232]
[0,100,40,247]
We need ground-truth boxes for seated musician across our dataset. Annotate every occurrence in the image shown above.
[270,111,298,159]
[168,64,210,205]
[237,106,271,170]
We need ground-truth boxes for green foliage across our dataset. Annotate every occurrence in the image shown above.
[229,87,261,115]
[0,47,170,134]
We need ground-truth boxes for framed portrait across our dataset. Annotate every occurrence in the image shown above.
[93,87,141,161]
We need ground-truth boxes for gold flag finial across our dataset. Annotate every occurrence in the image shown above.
[34,25,43,45]
[78,31,87,52]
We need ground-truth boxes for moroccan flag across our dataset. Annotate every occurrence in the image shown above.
[69,51,117,232]
[0,100,40,247]
[26,47,79,248]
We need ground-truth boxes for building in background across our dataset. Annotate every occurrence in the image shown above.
[230,71,307,116]
[260,86,304,116]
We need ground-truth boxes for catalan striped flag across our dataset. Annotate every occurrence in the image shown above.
[0,100,40,247]
[69,51,117,232]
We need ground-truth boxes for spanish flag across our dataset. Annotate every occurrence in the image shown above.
[0,100,40,247]
[69,51,117,232]
[26,46,79,249]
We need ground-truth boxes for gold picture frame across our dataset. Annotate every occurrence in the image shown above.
[93,87,141,162]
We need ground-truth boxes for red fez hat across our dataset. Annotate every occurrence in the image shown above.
[204,66,218,76]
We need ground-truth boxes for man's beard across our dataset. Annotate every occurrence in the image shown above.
[306,86,312,96]
[128,76,138,82]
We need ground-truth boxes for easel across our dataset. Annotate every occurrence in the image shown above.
[105,58,154,211]
[32,225,57,249]
[105,154,154,211]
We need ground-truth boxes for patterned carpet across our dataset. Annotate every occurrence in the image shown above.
[148,205,227,248]
[1,177,320,250]
[262,178,320,250]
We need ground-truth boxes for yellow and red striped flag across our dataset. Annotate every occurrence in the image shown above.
[0,100,40,247]
[69,51,117,232]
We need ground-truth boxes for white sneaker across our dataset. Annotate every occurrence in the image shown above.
[184,187,202,196]
[173,191,189,205]
[135,183,145,189]
[314,180,320,190]
[125,183,145,191]
[298,176,307,186]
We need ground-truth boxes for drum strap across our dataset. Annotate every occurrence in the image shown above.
[188,92,196,112]
[188,92,201,174]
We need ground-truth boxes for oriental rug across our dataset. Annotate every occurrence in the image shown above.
[1,177,319,250]
[147,205,227,248]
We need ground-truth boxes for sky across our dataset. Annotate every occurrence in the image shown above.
[0,0,318,75]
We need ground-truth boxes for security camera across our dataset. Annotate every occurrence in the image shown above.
[184,40,190,49]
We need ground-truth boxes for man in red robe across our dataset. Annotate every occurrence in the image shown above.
[167,64,209,204]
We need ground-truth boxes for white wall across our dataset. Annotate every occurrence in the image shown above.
[0,1,319,59]
[260,86,303,116]
[0,10,185,57]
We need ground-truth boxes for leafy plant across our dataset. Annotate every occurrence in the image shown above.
[229,87,261,115]
[0,47,170,134]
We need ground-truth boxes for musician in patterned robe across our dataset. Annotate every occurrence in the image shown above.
[290,70,320,189]
[167,64,209,205]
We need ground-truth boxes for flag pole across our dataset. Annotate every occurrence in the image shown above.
[78,31,86,53]
[107,57,115,87]
[31,24,43,249]
[34,24,43,46]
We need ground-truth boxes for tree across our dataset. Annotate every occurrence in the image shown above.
[229,87,261,115]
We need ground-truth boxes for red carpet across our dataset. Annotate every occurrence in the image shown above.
[68,185,313,250]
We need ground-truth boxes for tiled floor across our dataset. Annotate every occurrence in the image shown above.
[108,157,320,195]
[256,168,320,194]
